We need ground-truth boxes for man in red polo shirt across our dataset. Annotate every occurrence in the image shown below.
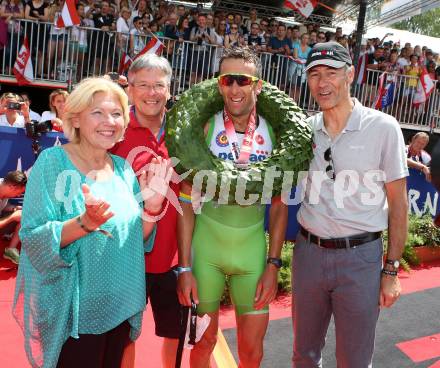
[111,54,179,368]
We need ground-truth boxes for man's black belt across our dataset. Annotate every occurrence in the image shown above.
[300,226,382,249]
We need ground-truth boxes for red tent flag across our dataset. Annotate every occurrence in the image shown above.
[13,37,34,86]
[284,0,317,18]
[56,0,80,28]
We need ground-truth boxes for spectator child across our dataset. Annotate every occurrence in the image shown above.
[130,16,147,57]
[404,54,422,98]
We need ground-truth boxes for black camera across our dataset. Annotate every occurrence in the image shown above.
[7,102,21,110]
[25,120,53,139]
[107,72,119,81]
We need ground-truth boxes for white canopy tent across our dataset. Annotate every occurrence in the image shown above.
[364,26,440,53]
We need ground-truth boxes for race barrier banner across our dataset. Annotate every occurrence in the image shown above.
[0,127,66,176]
[1,128,438,240]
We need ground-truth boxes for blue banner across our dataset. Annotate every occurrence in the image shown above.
[0,126,67,176]
[407,167,440,217]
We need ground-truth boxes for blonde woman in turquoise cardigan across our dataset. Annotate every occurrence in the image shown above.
[13,77,172,368]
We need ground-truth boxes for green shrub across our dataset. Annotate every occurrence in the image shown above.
[407,213,440,247]
[383,213,440,269]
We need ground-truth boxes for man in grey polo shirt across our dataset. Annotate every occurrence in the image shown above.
[292,42,409,367]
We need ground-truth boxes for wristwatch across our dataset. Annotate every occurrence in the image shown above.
[385,259,400,269]
[267,257,282,269]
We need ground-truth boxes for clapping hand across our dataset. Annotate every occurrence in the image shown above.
[139,157,173,215]
[81,184,114,230]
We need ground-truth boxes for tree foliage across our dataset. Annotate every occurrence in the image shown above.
[392,7,440,37]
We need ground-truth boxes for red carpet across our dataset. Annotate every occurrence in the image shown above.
[0,242,191,368]
[396,333,440,363]
[398,260,440,294]
[1,238,440,367]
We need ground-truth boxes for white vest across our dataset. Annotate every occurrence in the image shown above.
[206,111,275,163]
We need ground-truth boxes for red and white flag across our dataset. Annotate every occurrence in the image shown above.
[135,37,164,60]
[118,52,133,74]
[12,37,34,86]
[284,0,317,18]
[56,0,80,28]
[356,52,368,85]
[413,68,435,107]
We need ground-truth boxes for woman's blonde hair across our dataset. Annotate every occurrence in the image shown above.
[49,89,69,114]
[0,92,21,103]
[412,132,429,142]
[63,78,130,143]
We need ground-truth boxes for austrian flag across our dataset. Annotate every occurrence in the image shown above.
[118,52,133,74]
[413,68,435,107]
[56,0,80,28]
[284,0,317,18]
[12,37,34,86]
[135,37,164,60]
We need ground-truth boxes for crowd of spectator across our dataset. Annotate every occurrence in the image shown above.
[0,89,67,130]
[1,1,440,107]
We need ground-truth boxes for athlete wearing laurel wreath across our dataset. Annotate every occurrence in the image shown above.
[177,47,288,367]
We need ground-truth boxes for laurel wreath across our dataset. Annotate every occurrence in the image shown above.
[165,78,313,204]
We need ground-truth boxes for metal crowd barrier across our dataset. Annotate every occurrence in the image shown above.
[1,19,439,131]
[268,55,440,131]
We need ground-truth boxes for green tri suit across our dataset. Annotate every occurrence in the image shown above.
[192,112,274,315]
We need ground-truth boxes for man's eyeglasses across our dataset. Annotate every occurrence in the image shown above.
[324,147,335,180]
[231,26,238,30]
[130,82,167,92]
[218,74,259,87]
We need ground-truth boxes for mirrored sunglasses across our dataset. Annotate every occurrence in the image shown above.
[218,74,259,87]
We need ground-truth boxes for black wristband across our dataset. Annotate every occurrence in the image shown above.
[381,269,398,277]
[76,216,94,233]
[267,257,282,269]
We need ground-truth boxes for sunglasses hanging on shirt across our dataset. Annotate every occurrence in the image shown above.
[324,147,335,180]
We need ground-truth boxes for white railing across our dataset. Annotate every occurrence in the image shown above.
[1,19,439,131]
